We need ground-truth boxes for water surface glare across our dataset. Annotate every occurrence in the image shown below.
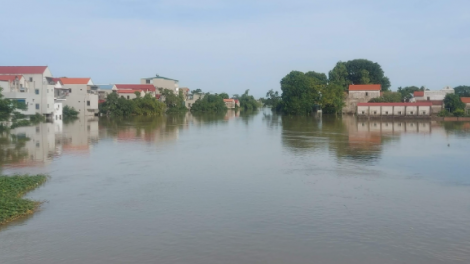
[1,110,470,264]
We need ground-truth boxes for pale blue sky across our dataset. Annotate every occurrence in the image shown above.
[1,0,469,97]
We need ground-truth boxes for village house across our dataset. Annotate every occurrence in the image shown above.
[96,84,114,103]
[112,84,157,100]
[0,66,55,117]
[461,97,470,114]
[185,93,204,109]
[45,77,66,122]
[60,78,99,116]
[357,102,433,117]
[141,74,179,94]
[343,84,382,114]
[223,99,236,109]
[411,87,455,114]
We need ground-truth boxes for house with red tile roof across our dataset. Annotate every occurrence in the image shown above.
[59,77,99,116]
[0,66,55,116]
[461,97,470,114]
[112,84,157,100]
[141,74,179,94]
[223,99,236,109]
[343,84,382,114]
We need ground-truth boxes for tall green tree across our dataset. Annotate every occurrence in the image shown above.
[280,71,322,115]
[218,93,229,99]
[238,90,260,111]
[305,71,328,85]
[264,89,282,110]
[320,82,344,114]
[397,86,424,101]
[0,87,28,127]
[444,94,465,113]
[454,86,470,97]
[190,93,227,113]
[329,59,391,91]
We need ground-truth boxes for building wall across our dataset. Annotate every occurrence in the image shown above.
[142,78,179,93]
[2,91,38,115]
[349,91,381,99]
[358,105,431,116]
[54,102,63,121]
[185,94,204,109]
[62,84,98,116]
[343,91,381,114]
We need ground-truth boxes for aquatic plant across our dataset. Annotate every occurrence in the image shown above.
[0,174,48,225]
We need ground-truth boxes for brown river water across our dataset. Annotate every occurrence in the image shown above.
[1,110,470,264]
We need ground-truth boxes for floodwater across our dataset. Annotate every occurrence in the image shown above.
[1,110,470,264]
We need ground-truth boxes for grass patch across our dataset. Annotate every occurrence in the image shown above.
[0,174,48,225]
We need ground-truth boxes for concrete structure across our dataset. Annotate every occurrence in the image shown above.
[141,74,179,94]
[96,84,114,102]
[223,99,236,109]
[60,78,99,116]
[357,102,433,117]
[412,86,455,101]
[0,66,55,117]
[112,84,157,100]
[185,93,204,109]
[343,84,381,114]
[461,97,470,114]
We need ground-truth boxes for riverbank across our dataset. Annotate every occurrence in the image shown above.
[0,174,48,225]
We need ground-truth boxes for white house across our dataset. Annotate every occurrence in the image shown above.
[0,66,55,117]
[60,78,99,116]
[343,84,382,114]
[112,84,157,100]
[357,102,433,117]
[412,86,455,102]
[141,74,179,94]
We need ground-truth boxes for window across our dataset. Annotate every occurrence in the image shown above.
[36,142,40,147]
[373,111,377,115]
[362,111,365,114]
[127,96,130,99]
[374,123,377,127]
[87,101,90,106]
[60,115,62,120]
[427,97,430,101]
[47,104,49,108]
[36,126,40,133]
[362,123,365,126]
[366,92,369,96]
[146,80,150,84]
[410,111,414,115]
[29,77,33,82]
[423,111,426,115]
[69,89,72,93]
[385,111,388,115]
[35,89,39,95]
[398,111,402,115]
[35,103,39,110]
[55,115,58,120]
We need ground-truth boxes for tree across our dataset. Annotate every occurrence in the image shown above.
[238,90,260,111]
[397,86,423,101]
[444,94,465,113]
[160,89,187,112]
[191,89,203,95]
[305,71,328,85]
[190,93,227,113]
[328,62,349,91]
[329,59,391,91]
[369,92,402,103]
[280,71,322,115]
[320,82,344,114]
[0,87,28,128]
[134,91,141,98]
[218,93,229,99]
[454,86,470,97]
[264,89,282,110]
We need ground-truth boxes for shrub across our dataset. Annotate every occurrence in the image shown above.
[453,109,465,117]
[437,109,451,117]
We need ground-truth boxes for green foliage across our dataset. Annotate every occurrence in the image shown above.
[280,71,322,115]
[10,120,31,129]
[453,109,465,117]
[454,86,470,97]
[305,71,328,85]
[218,93,229,99]
[0,174,48,225]
[397,86,424,101]
[160,89,187,113]
[264,89,282,111]
[190,93,227,113]
[191,89,203,95]
[29,113,45,124]
[63,105,79,118]
[320,82,344,114]
[238,90,260,111]
[444,94,465,113]
[99,92,165,116]
[437,109,451,117]
[0,87,27,125]
[368,92,402,103]
[134,91,142,98]
[329,59,391,91]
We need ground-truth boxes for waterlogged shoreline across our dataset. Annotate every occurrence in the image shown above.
[0,175,48,225]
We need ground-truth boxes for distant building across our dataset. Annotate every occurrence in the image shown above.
[185,93,204,109]
[0,66,55,117]
[223,99,236,109]
[141,74,179,94]
[60,78,99,116]
[96,84,114,101]
[412,86,454,102]
[357,102,432,117]
[461,97,470,114]
[112,84,156,100]
[343,84,381,114]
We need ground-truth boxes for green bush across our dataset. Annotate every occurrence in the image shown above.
[453,109,465,117]
[437,109,451,117]
[63,106,79,118]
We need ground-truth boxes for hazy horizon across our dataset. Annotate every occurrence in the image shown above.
[1,0,469,97]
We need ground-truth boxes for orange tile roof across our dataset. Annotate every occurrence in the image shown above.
[349,84,381,91]
[0,66,48,74]
[223,99,235,102]
[414,91,425,97]
[60,78,91,85]
[461,97,470,104]
[0,75,23,82]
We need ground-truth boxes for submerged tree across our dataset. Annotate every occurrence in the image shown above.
[280,71,322,115]
[444,94,465,113]
[329,59,391,91]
